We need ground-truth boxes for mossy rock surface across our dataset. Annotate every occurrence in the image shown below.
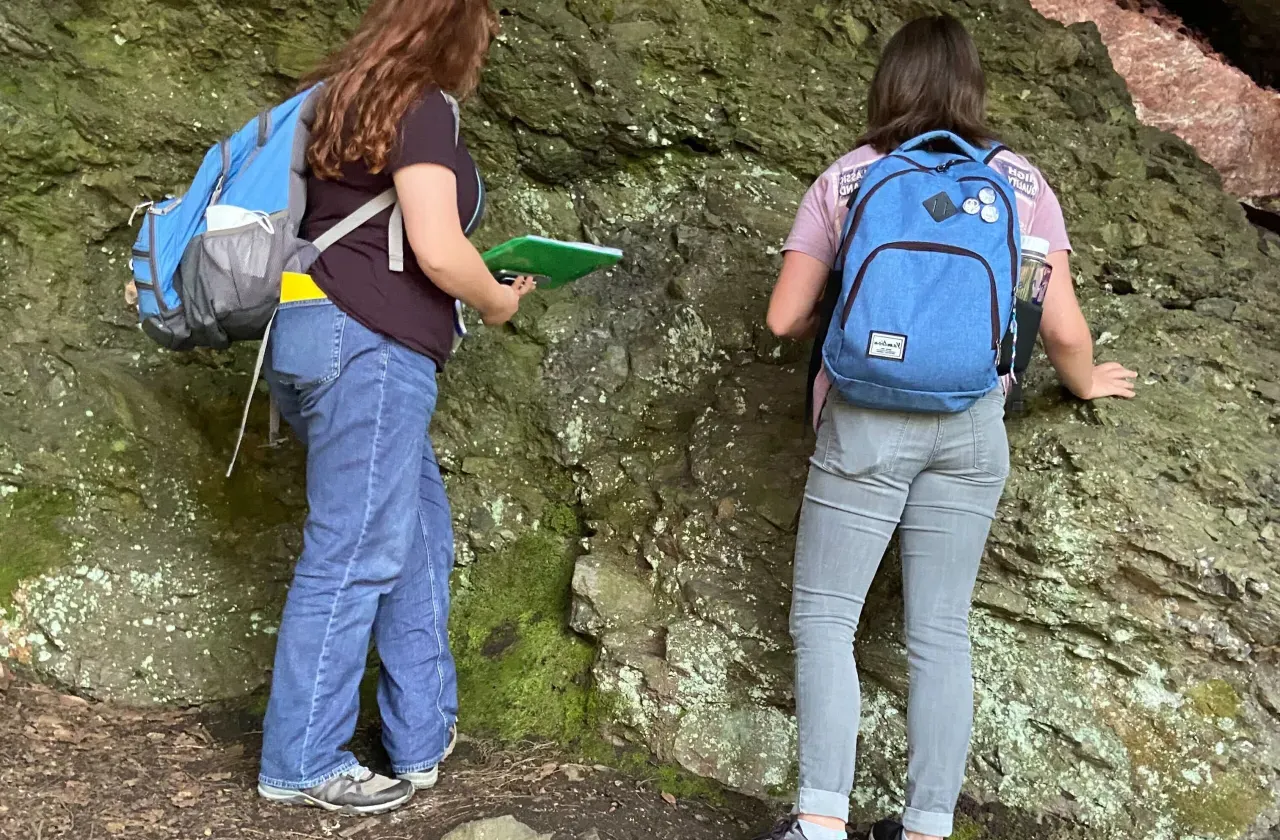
[2,0,1279,837]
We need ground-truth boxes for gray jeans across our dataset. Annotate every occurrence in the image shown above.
[790,388,1009,838]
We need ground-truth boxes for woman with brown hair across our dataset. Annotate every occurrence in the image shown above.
[758,14,1135,840]
[255,0,532,814]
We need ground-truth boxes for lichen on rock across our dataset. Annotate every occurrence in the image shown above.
[1,0,1279,837]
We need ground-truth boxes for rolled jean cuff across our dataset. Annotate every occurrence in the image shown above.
[258,756,360,791]
[903,806,953,837]
[797,787,850,822]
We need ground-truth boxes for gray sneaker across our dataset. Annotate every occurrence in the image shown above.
[396,725,457,790]
[258,765,414,814]
[753,816,807,839]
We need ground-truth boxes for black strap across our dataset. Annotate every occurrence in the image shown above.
[257,111,271,147]
[804,268,843,427]
[804,187,862,428]
[983,144,1010,164]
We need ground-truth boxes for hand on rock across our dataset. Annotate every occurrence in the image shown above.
[1082,361,1137,400]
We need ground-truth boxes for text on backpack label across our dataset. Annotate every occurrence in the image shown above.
[866,331,907,361]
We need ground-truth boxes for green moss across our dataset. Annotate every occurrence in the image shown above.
[950,815,986,840]
[1186,679,1243,720]
[1168,770,1269,838]
[1114,709,1267,838]
[450,530,595,743]
[543,502,581,538]
[578,737,728,805]
[0,489,74,608]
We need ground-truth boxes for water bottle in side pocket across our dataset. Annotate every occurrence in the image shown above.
[1002,235,1052,412]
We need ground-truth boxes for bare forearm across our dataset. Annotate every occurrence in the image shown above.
[1044,335,1094,398]
[418,235,509,323]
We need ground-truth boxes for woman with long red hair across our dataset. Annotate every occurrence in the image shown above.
[255,0,532,814]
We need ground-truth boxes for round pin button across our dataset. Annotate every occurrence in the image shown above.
[980,205,999,223]
[978,187,997,205]
[962,198,981,215]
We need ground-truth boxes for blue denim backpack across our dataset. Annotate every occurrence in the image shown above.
[820,131,1021,414]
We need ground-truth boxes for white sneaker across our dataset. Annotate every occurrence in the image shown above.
[397,726,457,790]
[258,765,414,815]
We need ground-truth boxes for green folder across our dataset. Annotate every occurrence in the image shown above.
[481,235,623,289]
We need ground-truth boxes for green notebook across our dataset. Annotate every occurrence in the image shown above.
[481,235,623,289]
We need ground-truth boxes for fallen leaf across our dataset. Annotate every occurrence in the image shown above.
[340,820,377,838]
[146,732,166,742]
[661,792,678,806]
[58,694,90,709]
[170,788,201,808]
[203,771,233,782]
[106,822,127,834]
[562,764,587,782]
[522,762,559,782]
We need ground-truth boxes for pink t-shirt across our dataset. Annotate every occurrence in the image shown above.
[783,145,1073,427]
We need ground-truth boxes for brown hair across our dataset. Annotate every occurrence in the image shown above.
[859,14,997,154]
[304,0,498,180]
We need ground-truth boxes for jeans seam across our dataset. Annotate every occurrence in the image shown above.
[420,484,451,763]
[316,312,346,387]
[296,339,391,781]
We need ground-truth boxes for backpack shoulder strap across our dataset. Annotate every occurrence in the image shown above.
[804,181,866,428]
[983,144,1011,165]
[385,90,463,272]
[311,189,398,254]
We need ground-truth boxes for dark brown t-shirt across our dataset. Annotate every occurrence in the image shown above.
[302,88,485,367]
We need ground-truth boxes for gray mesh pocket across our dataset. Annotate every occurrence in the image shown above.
[178,213,291,348]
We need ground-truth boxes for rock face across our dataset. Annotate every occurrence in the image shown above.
[1031,0,1280,200]
[1,1,1279,838]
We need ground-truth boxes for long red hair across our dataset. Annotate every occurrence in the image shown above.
[304,0,498,179]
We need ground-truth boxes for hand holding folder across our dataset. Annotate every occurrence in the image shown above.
[482,235,623,289]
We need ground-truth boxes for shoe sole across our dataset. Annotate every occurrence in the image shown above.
[257,784,413,815]
[398,728,458,791]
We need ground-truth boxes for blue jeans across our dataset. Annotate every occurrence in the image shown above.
[791,389,1009,838]
[258,300,458,790]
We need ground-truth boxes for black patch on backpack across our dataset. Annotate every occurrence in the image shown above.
[922,191,957,223]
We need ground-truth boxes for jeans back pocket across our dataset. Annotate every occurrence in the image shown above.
[970,388,1010,478]
[815,397,910,478]
[268,301,346,390]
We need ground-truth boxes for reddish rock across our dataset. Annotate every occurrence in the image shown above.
[1031,0,1280,199]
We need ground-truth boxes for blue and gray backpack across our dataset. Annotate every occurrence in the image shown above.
[815,130,1021,415]
[129,86,460,351]
[129,86,465,472]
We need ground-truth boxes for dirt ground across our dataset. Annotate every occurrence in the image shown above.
[0,664,1078,840]
[0,666,773,840]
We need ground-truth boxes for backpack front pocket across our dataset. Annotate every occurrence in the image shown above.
[178,213,290,348]
[833,241,999,396]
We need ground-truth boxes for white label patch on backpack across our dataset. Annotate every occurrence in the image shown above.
[866,331,907,361]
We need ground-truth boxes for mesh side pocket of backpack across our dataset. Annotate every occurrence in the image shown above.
[178,212,293,348]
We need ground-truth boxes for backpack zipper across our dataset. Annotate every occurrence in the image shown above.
[840,241,1000,350]
[836,167,922,268]
[836,158,977,267]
